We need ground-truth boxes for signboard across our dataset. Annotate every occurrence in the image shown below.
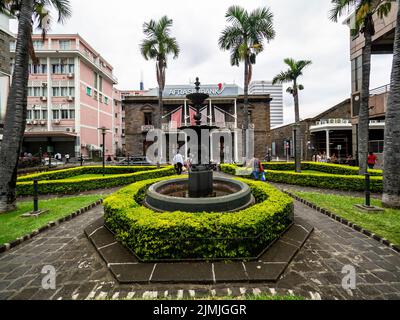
[157,84,240,98]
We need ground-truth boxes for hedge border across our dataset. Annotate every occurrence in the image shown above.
[261,162,383,176]
[220,164,383,193]
[103,176,294,261]
[16,166,176,196]
[283,190,400,254]
[0,199,103,254]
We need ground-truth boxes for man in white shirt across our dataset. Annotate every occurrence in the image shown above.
[172,152,184,175]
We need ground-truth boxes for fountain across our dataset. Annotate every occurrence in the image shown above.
[144,78,254,213]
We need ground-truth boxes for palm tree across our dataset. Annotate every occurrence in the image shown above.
[330,0,393,175]
[383,2,400,209]
[273,58,312,173]
[140,16,180,130]
[0,0,71,213]
[219,5,275,161]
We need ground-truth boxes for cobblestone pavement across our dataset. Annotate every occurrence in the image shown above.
[0,193,400,300]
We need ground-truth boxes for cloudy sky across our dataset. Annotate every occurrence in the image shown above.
[11,0,393,124]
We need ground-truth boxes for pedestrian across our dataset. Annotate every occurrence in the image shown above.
[173,151,184,175]
[251,157,263,180]
[65,153,70,164]
[367,152,378,169]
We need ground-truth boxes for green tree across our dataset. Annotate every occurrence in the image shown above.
[273,58,312,173]
[218,5,275,161]
[0,0,71,213]
[140,16,180,130]
[383,2,400,208]
[330,0,393,175]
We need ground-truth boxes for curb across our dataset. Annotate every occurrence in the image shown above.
[283,190,400,254]
[0,199,104,254]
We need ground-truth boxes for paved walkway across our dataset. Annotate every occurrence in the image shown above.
[0,192,399,300]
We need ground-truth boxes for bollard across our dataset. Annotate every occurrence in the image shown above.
[365,173,371,207]
[33,178,39,212]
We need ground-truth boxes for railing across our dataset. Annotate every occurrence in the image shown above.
[315,119,351,126]
[370,84,390,96]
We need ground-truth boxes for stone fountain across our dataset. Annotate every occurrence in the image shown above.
[144,78,254,213]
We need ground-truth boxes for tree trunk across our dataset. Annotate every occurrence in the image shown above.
[242,57,250,161]
[293,79,301,173]
[358,23,373,175]
[0,0,34,214]
[383,3,400,208]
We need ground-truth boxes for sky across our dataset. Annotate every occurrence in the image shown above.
[10,0,393,124]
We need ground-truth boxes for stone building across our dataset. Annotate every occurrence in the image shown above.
[271,98,351,161]
[123,84,271,163]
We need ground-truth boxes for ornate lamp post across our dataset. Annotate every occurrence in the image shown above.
[98,127,109,176]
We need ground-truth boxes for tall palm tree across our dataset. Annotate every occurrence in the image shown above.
[330,0,393,175]
[219,5,275,161]
[383,2,400,209]
[0,0,71,213]
[140,16,180,130]
[273,58,312,173]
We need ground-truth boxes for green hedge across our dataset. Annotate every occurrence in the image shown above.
[17,167,175,196]
[220,164,383,193]
[17,165,160,182]
[103,177,294,261]
[261,162,382,176]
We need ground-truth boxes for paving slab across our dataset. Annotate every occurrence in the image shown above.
[243,262,287,282]
[150,263,214,284]
[213,262,248,283]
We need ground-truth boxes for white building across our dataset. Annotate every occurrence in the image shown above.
[0,12,12,125]
[249,80,283,128]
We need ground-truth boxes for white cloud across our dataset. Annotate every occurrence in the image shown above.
[10,0,393,123]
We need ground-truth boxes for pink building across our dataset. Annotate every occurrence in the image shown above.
[10,34,122,158]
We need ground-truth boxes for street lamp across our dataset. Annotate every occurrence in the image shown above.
[98,127,109,176]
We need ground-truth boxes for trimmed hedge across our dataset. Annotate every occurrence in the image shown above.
[17,167,175,196]
[220,164,383,193]
[103,177,294,261]
[17,165,160,182]
[262,162,383,176]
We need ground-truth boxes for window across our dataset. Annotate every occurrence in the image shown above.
[29,87,43,97]
[33,40,43,50]
[144,112,153,125]
[104,97,108,105]
[42,110,48,120]
[53,110,60,120]
[99,76,103,92]
[33,110,41,120]
[61,110,69,119]
[115,113,118,118]
[60,87,68,97]
[94,90,98,101]
[27,110,32,120]
[69,87,75,97]
[86,87,92,96]
[94,72,98,88]
[122,117,125,123]
[59,40,71,50]
[52,87,60,97]
[68,64,75,73]
[99,94,103,103]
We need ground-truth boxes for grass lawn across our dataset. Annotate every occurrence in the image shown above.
[0,194,102,245]
[293,191,400,245]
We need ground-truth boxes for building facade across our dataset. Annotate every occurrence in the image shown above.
[123,84,272,162]
[250,80,284,128]
[0,12,12,128]
[9,34,121,158]
[271,99,352,161]
[344,3,396,158]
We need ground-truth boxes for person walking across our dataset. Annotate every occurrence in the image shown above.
[367,152,378,169]
[173,152,184,175]
[65,153,70,164]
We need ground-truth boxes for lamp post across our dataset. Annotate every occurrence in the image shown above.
[98,127,109,176]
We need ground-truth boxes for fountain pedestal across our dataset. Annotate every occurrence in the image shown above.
[189,166,213,198]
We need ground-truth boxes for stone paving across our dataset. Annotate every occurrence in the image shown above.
[0,191,400,300]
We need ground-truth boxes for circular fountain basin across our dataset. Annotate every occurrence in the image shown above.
[144,177,254,213]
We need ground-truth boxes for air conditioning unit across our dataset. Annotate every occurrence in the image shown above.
[32,120,38,125]
[41,96,47,101]
[26,120,32,125]
[67,73,74,78]
[54,120,61,125]
[67,96,74,101]
[40,121,46,126]
[66,128,71,132]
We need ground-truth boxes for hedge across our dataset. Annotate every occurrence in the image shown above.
[17,165,160,182]
[17,167,175,196]
[261,162,382,176]
[103,176,294,261]
[220,164,383,193]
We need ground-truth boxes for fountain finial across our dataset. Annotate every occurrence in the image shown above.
[194,77,201,92]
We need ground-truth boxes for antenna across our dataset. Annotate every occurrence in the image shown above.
[140,70,144,90]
